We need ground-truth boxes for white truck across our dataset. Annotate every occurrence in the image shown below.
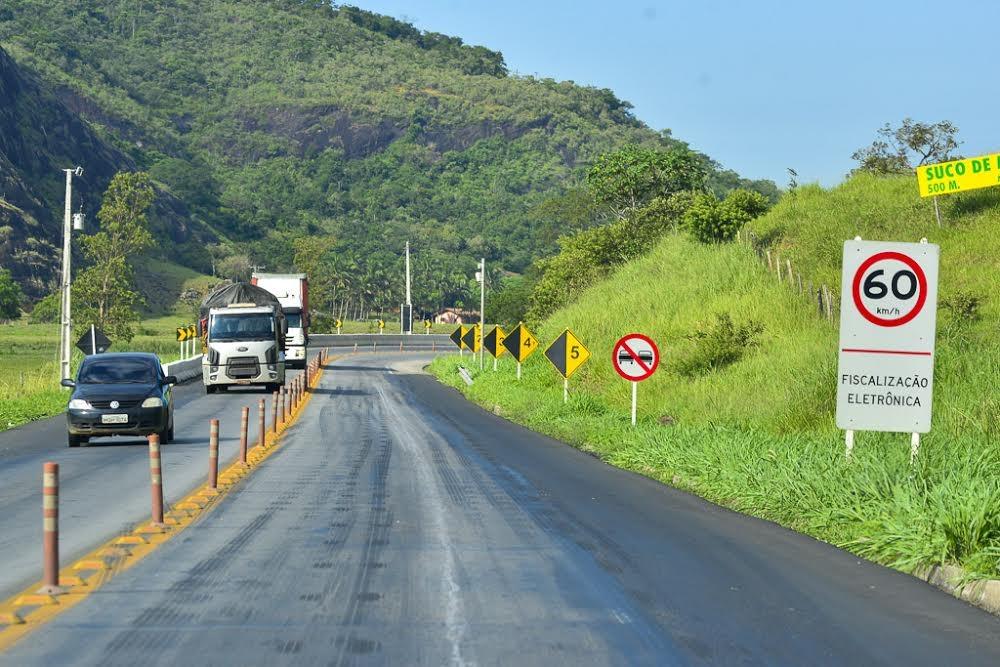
[252,273,309,369]
[199,283,287,393]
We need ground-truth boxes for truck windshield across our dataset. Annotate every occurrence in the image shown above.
[285,313,302,328]
[210,314,274,342]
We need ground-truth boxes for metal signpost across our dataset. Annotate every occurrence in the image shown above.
[377,319,385,334]
[335,319,343,335]
[836,239,939,462]
[612,333,660,426]
[501,323,539,380]
[544,329,591,403]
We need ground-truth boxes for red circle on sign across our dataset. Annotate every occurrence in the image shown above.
[612,333,660,382]
[851,251,928,327]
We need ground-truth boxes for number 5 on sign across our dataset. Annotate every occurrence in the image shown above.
[544,329,590,403]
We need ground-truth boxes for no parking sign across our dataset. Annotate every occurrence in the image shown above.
[836,239,939,433]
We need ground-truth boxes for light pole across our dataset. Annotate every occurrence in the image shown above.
[58,167,83,382]
[476,257,485,370]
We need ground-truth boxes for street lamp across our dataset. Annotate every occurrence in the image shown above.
[59,167,83,383]
[476,257,485,370]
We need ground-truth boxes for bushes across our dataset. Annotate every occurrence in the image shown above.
[684,189,770,243]
[674,312,764,377]
[28,292,60,324]
[526,192,694,321]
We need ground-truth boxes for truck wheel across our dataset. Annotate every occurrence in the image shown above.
[205,384,217,395]
[68,434,84,447]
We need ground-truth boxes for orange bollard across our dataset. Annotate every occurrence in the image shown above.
[271,391,279,434]
[208,419,219,489]
[40,462,62,594]
[279,388,286,426]
[240,407,249,465]
[258,399,266,448]
[148,434,165,525]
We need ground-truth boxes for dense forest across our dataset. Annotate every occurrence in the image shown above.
[0,0,776,316]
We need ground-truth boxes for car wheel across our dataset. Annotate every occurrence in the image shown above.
[167,421,175,442]
[205,384,216,395]
[68,434,83,447]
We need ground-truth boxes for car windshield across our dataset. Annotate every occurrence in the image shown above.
[210,313,274,341]
[79,358,157,384]
[285,312,301,328]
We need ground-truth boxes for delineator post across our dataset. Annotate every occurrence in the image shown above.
[148,434,165,525]
[39,461,63,594]
[240,406,249,465]
[209,418,219,489]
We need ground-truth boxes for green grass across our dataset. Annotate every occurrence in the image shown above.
[430,174,1000,579]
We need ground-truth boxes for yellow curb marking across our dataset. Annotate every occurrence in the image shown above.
[0,356,332,652]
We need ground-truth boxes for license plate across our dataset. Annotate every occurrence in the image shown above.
[237,379,251,385]
[101,414,128,424]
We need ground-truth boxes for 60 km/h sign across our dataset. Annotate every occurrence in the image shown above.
[612,333,660,425]
[836,240,939,438]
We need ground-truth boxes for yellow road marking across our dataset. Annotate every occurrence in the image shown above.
[0,357,331,653]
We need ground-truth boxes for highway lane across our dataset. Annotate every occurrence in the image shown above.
[0,357,312,600]
[4,352,1000,665]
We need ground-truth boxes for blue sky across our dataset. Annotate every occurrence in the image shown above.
[354,0,998,188]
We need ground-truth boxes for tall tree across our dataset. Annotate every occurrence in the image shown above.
[587,145,707,219]
[72,172,154,342]
[852,119,960,175]
[0,268,22,322]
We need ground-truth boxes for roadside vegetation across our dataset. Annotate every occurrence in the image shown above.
[432,167,1000,580]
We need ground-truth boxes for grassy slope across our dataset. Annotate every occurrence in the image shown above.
[431,174,1000,577]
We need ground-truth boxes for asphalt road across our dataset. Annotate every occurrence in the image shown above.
[0,358,312,600]
[4,352,1000,665]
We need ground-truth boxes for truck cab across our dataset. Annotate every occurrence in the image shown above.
[203,304,286,393]
[252,273,309,369]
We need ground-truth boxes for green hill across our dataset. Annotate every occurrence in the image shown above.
[433,174,1000,578]
[0,1,773,308]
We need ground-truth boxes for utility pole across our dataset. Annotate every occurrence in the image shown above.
[59,167,83,383]
[402,241,412,334]
[480,258,485,370]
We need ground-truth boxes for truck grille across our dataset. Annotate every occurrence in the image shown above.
[226,357,260,379]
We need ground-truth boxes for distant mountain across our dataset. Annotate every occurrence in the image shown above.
[0,1,774,305]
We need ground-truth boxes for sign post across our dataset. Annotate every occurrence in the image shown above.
[836,238,939,462]
[335,318,343,335]
[424,320,432,335]
[612,333,660,425]
[502,323,539,379]
[377,319,385,335]
[544,329,591,403]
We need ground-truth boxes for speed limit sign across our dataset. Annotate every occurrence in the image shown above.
[836,239,939,433]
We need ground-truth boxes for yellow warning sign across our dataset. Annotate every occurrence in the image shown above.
[544,329,590,379]
[484,326,506,359]
[501,323,538,363]
[461,324,482,353]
